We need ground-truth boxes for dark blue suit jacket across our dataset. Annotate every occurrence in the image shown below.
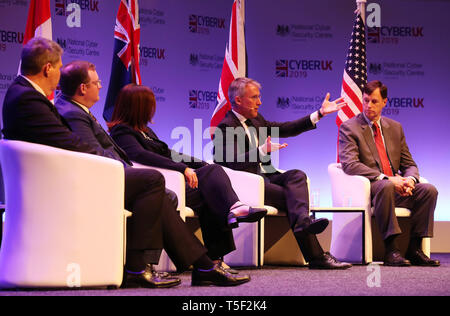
[110,123,207,173]
[2,76,98,155]
[54,95,132,166]
[213,111,316,174]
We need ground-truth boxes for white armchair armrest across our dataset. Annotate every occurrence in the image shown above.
[219,166,265,207]
[328,163,371,210]
[131,162,187,219]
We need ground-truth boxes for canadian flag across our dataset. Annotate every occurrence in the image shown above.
[22,0,53,101]
[23,0,52,45]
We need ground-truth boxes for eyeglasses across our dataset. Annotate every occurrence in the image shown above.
[86,80,102,87]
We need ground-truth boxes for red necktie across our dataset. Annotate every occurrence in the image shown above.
[372,122,393,176]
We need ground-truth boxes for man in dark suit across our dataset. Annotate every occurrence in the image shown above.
[213,77,352,269]
[338,80,439,266]
[2,38,249,287]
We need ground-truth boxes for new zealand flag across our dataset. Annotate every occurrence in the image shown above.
[103,0,141,122]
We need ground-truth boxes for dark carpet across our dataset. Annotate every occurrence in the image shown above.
[1,254,449,297]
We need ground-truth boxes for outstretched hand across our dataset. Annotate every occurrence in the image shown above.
[261,136,288,154]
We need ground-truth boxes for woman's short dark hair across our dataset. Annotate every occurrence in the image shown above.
[108,84,156,132]
[363,80,388,99]
[20,37,63,76]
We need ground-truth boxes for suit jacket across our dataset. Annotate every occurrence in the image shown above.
[54,96,132,166]
[213,111,316,174]
[2,76,98,155]
[109,123,207,172]
[338,113,419,182]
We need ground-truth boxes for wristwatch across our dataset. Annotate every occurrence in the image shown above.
[318,109,324,119]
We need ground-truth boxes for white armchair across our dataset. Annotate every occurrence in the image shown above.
[328,163,430,263]
[131,162,265,269]
[0,140,126,289]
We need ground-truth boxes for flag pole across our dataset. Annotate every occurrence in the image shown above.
[356,0,367,23]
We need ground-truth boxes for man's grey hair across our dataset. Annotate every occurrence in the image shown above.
[228,77,262,108]
[20,37,63,76]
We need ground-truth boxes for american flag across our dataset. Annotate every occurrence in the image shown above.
[336,12,367,128]
[210,0,246,137]
[103,0,141,121]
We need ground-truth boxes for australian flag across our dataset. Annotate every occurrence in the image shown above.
[103,0,141,122]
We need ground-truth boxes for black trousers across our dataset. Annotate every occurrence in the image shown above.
[263,169,324,262]
[370,180,438,240]
[186,164,239,260]
[124,168,207,271]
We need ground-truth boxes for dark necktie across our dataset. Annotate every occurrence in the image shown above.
[89,111,99,124]
[89,111,132,166]
[372,122,393,176]
[244,119,258,147]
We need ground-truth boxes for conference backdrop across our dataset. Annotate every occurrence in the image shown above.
[1,0,449,221]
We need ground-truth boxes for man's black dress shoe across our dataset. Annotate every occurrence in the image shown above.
[123,264,181,288]
[384,250,411,267]
[308,252,352,270]
[192,264,250,286]
[227,207,267,228]
[294,217,329,235]
[406,249,440,267]
[217,260,239,274]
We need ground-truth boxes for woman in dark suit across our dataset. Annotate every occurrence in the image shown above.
[108,84,266,270]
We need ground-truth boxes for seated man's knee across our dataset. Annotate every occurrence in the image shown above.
[288,169,307,180]
[139,169,165,189]
[417,183,438,199]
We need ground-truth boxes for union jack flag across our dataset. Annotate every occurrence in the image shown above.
[103,0,141,121]
[55,0,66,16]
[189,90,198,108]
[275,60,289,78]
[189,15,198,33]
[210,0,246,137]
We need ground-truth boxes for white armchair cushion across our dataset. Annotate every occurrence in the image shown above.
[0,140,125,288]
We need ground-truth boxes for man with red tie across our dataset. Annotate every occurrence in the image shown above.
[339,80,439,267]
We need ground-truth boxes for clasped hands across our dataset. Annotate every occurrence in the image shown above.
[388,174,415,197]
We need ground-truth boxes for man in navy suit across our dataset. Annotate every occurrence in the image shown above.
[213,77,352,269]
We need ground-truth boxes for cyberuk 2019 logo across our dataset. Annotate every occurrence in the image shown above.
[364,2,423,44]
[367,26,424,45]
[189,90,217,110]
[382,96,425,117]
[275,59,333,79]
[189,14,226,35]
